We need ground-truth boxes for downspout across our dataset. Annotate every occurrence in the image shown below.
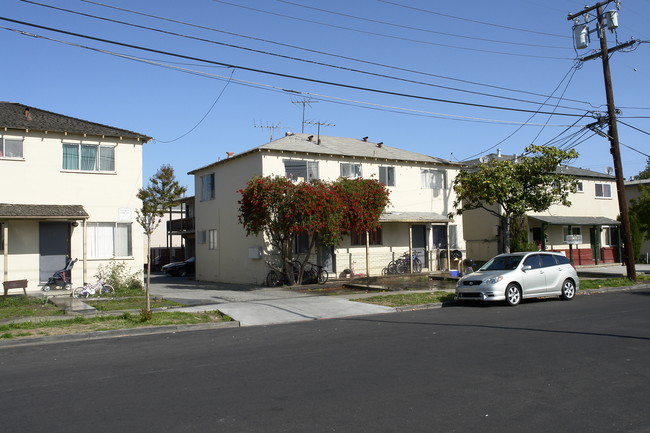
[408,224,413,273]
[83,219,88,285]
[446,221,451,271]
[3,222,8,281]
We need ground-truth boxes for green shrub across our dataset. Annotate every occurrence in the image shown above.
[98,260,143,293]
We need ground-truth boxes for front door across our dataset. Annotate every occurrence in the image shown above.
[39,222,70,283]
[412,224,427,267]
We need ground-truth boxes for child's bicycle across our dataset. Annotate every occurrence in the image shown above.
[72,274,115,298]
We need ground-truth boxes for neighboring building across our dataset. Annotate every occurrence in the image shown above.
[461,150,621,265]
[189,133,465,285]
[0,102,150,288]
[625,178,650,263]
[150,196,195,270]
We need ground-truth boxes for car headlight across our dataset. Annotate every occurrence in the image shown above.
[483,275,503,285]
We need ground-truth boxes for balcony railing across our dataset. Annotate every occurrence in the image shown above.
[167,217,194,233]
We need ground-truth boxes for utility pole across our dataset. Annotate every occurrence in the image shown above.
[568,0,637,280]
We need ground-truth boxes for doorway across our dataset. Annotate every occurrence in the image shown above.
[39,222,70,283]
[412,224,427,267]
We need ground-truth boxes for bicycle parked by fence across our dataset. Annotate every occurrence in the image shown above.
[384,251,423,274]
[265,260,301,287]
[72,274,115,298]
[304,262,329,284]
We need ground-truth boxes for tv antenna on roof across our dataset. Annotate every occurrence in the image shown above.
[303,120,335,144]
[291,98,318,133]
[253,121,286,142]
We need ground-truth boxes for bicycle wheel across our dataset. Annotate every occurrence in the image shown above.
[413,258,422,273]
[317,269,329,284]
[396,259,407,274]
[73,287,88,298]
[266,270,280,287]
[100,284,115,295]
[386,260,398,274]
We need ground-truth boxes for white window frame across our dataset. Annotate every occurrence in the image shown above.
[576,181,584,193]
[284,160,319,182]
[595,182,612,198]
[379,166,395,186]
[0,137,24,158]
[200,173,215,201]
[62,143,115,172]
[208,229,218,250]
[340,162,362,179]
[86,222,132,259]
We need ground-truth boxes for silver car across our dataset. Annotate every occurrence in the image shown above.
[455,252,579,306]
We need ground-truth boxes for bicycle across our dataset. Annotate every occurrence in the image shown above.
[304,262,329,284]
[72,274,115,298]
[395,252,422,274]
[265,260,302,287]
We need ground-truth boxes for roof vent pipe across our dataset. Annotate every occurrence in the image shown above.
[362,136,368,142]
[376,142,383,148]
[307,135,314,142]
[496,148,502,157]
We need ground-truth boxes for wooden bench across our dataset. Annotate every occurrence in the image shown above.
[3,279,28,298]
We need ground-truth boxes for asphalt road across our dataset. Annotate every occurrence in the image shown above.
[1,289,649,433]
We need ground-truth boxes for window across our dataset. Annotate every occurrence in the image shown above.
[523,254,541,269]
[576,181,584,192]
[62,143,115,171]
[379,166,395,186]
[340,162,362,179]
[351,228,383,246]
[197,230,207,244]
[603,226,619,246]
[284,160,319,182]
[421,169,446,189]
[86,222,132,258]
[200,173,215,201]
[540,254,558,268]
[595,183,612,198]
[0,138,23,158]
[208,229,218,250]
[563,226,582,238]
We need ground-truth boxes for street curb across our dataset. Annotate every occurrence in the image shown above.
[0,320,240,348]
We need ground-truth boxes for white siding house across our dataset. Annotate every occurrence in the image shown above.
[0,102,150,290]
[189,133,465,285]
[461,151,621,265]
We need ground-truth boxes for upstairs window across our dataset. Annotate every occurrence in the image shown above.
[379,166,395,186]
[340,162,362,179]
[576,181,584,193]
[200,173,215,201]
[421,169,446,190]
[595,183,612,198]
[0,137,24,158]
[284,160,319,182]
[62,143,115,171]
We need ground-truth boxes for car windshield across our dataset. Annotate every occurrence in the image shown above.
[480,255,523,271]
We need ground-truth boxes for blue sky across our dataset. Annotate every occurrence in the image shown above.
[3,0,649,195]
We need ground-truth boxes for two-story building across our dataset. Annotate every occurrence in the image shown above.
[188,133,465,285]
[625,178,650,263]
[462,150,621,265]
[0,102,150,289]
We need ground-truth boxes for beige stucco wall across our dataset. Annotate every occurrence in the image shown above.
[626,181,650,261]
[193,150,464,284]
[0,131,144,287]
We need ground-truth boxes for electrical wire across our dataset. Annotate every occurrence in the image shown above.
[277,0,570,49]
[376,0,571,39]
[618,120,650,136]
[0,17,591,118]
[0,25,586,128]
[210,0,573,60]
[17,0,588,111]
[79,0,601,107]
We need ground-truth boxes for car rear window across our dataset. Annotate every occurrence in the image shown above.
[553,255,570,265]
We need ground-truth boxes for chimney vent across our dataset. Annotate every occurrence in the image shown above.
[362,136,368,142]
[307,135,314,142]
[496,148,502,157]
[24,107,32,121]
[226,152,234,158]
[376,142,383,148]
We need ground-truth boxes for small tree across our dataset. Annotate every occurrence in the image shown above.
[630,184,650,257]
[451,145,579,253]
[631,158,650,181]
[136,165,187,313]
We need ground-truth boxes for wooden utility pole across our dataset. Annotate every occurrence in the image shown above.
[568,1,637,280]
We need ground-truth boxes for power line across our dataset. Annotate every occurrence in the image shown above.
[0,17,591,118]
[211,0,573,60]
[377,0,571,39]
[17,0,588,111]
[78,0,601,107]
[277,0,570,49]
[0,25,586,128]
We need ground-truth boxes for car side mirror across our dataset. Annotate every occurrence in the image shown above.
[522,265,532,271]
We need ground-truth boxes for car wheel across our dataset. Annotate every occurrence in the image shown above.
[180,269,187,277]
[505,283,521,306]
[560,279,576,300]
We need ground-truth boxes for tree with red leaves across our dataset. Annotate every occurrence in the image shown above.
[238,176,389,284]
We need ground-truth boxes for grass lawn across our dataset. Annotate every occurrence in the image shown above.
[84,297,184,311]
[0,310,232,340]
[579,274,650,290]
[357,291,456,307]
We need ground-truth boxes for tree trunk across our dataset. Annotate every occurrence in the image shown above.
[502,215,511,254]
[145,233,151,312]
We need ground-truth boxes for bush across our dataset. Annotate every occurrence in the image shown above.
[98,261,143,293]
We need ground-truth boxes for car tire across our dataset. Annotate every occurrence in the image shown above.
[560,279,576,301]
[180,270,187,277]
[505,283,521,306]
